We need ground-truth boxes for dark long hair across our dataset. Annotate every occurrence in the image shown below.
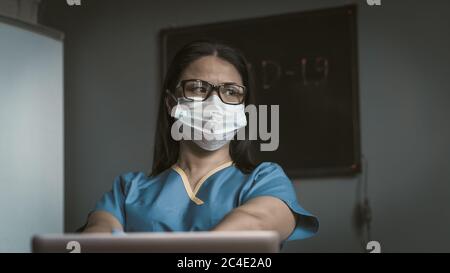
[150,40,256,176]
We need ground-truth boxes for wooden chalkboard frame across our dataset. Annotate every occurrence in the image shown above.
[159,5,361,178]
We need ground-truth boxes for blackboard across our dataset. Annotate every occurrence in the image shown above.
[160,5,361,178]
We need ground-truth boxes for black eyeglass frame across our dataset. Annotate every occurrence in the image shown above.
[175,79,247,105]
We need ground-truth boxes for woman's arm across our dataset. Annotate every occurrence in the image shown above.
[211,196,297,241]
[82,211,123,233]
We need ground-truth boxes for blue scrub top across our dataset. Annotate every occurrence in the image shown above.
[93,161,319,241]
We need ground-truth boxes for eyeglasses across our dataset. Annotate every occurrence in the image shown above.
[176,79,246,105]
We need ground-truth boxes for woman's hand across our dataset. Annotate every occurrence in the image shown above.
[211,196,297,241]
[83,211,123,233]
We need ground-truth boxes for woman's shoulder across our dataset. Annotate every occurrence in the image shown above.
[251,161,287,176]
[115,171,149,185]
[238,162,297,206]
[119,171,148,182]
[114,169,171,190]
[240,161,291,185]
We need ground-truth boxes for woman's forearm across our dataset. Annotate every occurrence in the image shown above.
[82,211,123,233]
[211,197,296,241]
[211,207,266,232]
[83,223,115,233]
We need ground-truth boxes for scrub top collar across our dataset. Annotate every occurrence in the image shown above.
[171,161,234,205]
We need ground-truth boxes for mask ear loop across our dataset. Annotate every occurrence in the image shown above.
[165,89,178,104]
[165,89,179,119]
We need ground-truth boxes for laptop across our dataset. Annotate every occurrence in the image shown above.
[32,231,280,253]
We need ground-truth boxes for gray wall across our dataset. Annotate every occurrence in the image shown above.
[0,0,41,24]
[40,0,450,252]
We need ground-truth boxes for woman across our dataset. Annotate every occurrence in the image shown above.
[83,40,318,242]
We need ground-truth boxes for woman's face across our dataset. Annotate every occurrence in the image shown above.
[177,55,243,97]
